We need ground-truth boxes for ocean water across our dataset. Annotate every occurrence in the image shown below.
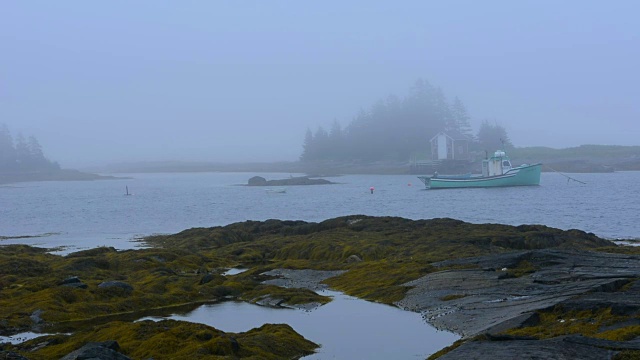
[1,171,638,359]
[1,171,638,252]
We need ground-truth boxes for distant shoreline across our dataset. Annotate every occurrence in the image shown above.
[98,157,637,176]
[0,169,126,185]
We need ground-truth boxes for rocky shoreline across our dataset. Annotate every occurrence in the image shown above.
[1,216,639,359]
[397,249,640,359]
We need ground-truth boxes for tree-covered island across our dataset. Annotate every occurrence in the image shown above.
[298,79,640,174]
[0,124,118,184]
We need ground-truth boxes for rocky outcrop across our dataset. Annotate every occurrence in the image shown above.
[437,335,640,360]
[0,351,30,360]
[59,276,88,289]
[262,269,346,291]
[396,249,640,337]
[60,341,131,360]
[247,176,333,186]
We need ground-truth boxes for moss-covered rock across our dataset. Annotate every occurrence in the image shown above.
[10,320,317,359]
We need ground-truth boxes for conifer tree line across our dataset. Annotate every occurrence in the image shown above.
[0,124,60,172]
[300,79,512,162]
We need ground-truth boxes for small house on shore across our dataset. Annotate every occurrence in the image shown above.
[430,131,471,161]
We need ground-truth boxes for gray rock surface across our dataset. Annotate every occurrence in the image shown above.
[396,249,640,337]
[60,277,88,289]
[60,341,131,360]
[0,350,30,359]
[260,269,345,310]
[437,335,623,360]
[262,269,345,291]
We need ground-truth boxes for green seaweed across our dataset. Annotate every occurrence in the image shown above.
[13,320,317,360]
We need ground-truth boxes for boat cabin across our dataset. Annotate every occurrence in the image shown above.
[430,131,471,161]
[482,150,512,176]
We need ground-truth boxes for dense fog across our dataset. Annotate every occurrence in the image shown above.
[1,1,638,167]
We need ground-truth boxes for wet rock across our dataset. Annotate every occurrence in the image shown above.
[228,336,240,352]
[396,249,640,337]
[255,295,287,308]
[60,340,131,360]
[262,269,346,291]
[0,351,30,359]
[438,335,623,360]
[29,310,44,325]
[59,276,88,289]
[248,176,267,186]
[59,276,81,285]
[199,273,215,285]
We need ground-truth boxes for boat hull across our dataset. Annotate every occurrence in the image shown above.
[418,163,542,189]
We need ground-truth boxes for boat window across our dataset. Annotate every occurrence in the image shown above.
[503,160,511,167]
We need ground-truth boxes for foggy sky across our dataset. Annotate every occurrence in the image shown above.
[1,1,639,167]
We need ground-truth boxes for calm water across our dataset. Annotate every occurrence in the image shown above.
[1,171,638,252]
[142,290,459,359]
[1,171,638,358]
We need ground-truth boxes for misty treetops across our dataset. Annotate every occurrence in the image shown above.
[300,79,511,162]
[0,124,59,172]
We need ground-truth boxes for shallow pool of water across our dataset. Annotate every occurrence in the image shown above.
[0,331,61,344]
[222,267,248,276]
[142,290,459,359]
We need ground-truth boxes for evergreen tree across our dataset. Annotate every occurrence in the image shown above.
[451,97,473,138]
[28,136,46,162]
[300,128,315,162]
[328,119,344,160]
[15,134,30,168]
[0,124,17,171]
[313,126,330,160]
[476,120,513,152]
[300,79,476,162]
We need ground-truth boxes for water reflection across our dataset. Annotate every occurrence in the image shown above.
[222,267,248,276]
[0,332,60,344]
[143,290,459,359]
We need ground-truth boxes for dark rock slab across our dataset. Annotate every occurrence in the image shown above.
[60,340,131,360]
[438,335,620,360]
[59,276,88,289]
[262,269,346,291]
[59,276,82,285]
[396,249,640,337]
[0,351,30,359]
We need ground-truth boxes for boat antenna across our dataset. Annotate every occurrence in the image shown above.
[544,165,587,185]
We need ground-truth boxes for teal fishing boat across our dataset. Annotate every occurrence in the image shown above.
[418,150,541,189]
